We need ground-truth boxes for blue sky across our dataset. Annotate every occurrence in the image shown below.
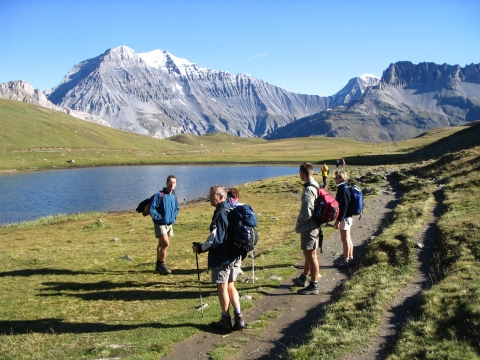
[1,0,479,96]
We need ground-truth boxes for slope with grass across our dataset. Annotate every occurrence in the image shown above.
[0,97,469,171]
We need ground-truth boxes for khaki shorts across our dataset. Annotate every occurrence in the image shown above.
[301,228,320,250]
[211,257,242,284]
[154,224,174,238]
[339,217,353,231]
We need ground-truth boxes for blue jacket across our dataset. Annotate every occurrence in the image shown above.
[200,201,240,268]
[335,182,352,221]
[149,188,179,225]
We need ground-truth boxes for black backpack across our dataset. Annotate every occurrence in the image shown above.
[136,195,154,216]
[227,204,259,259]
[136,191,170,217]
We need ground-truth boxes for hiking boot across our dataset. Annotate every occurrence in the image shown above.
[297,282,319,295]
[156,262,172,275]
[211,316,232,331]
[233,314,245,331]
[292,275,307,287]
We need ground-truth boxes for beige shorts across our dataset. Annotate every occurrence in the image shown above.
[339,217,353,231]
[154,224,174,238]
[211,257,242,284]
[301,228,320,250]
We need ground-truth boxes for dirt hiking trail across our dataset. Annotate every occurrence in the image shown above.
[163,178,404,360]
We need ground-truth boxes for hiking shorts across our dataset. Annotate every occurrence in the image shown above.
[339,217,353,231]
[301,228,320,250]
[154,224,174,238]
[211,257,242,284]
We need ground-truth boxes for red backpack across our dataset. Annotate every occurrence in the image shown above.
[309,185,340,225]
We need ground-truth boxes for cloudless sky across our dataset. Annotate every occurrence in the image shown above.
[1,0,479,96]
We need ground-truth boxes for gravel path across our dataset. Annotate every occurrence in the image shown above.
[162,180,401,360]
[339,185,443,360]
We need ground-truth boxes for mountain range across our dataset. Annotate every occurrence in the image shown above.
[1,45,479,142]
[267,62,480,141]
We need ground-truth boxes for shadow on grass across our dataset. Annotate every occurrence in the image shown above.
[0,267,216,278]
[0,268,100,277]
[37,280,269,301]
[0,318,218,335]
[40,280,188,292]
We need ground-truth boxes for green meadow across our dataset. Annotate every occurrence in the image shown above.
[0,98,465,172]
[0,98,479,359]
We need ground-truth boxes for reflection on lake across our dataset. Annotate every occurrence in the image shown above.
[0,165,299,225]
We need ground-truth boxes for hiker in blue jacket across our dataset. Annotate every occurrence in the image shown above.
[192,185,245,332]
[150,175,179,275]
[334,170,354,268]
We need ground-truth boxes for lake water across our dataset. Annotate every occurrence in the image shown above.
[0,165,299,225]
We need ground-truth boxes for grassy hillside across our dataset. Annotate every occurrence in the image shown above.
[0,98,469,171]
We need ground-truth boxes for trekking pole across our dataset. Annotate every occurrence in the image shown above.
[195,252,204,318]
[251,249,255,284]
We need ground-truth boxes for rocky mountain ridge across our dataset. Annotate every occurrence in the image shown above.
[46,46,332,138]
[0,80,111,127]
[266,62,480,142]
[2,46,479,142]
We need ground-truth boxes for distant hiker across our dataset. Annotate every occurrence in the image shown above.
[227,187,239,207]
[334,171,354,267]
[321,163,329,188]
[192,185,245,332]
[292,163,320,295]
[150,175,179,275]
[342,158,346,169]
[336,159,340,169]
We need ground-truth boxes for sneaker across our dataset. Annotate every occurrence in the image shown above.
[335,258,351,268]
[233,314,245,331]
[292,275,307,287]
[297,283,318,295]
[211,316,232,331]
[156,262,172,275]
[348,258,355,267]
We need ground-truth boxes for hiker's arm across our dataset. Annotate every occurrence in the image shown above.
[149,193,163,221]
[297,190,316,224]
[336,187,350,221]
[199,211,228,253]
[174,197,179,220]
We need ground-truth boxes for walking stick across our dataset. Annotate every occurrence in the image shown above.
[195,252,204,318]
[251,249,255,284]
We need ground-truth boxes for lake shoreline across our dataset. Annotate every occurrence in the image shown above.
[0,160,303,176]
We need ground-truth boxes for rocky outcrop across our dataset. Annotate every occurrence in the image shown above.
[0,80,111,127]
[382,62,480,88]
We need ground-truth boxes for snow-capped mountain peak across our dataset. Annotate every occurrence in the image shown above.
[138,49,203,77]
[359,74,381,83]
[329,74,381,107]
